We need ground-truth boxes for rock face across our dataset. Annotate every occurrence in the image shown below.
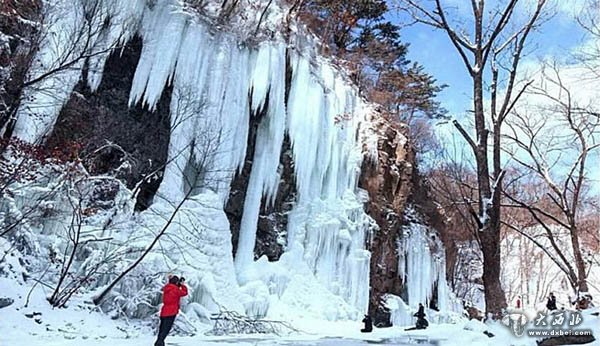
[44,37,172,210]
[38,31,296,262]
[537,335,596,346]
[359,115,415,325]
[225,124,296,262]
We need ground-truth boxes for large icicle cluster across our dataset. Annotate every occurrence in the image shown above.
[12,0,379,320]
[387,208,462,325]
[397,221,446,309]
[13,0,144,142]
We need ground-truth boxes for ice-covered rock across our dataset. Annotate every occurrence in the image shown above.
[0,297,14,309]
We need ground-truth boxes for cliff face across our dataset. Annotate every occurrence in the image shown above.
[45,37,172,210]
[360,115,459,326]
[225,123,296,262]
[359,116,415,325]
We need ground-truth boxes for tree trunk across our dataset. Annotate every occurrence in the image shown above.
[480,228,506,316]
[473,72,507,317]
[570,226,589,293]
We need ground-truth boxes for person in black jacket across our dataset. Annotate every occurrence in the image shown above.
[405,303,429,331]
[546,292,557,311]
[361,315,373,333]
[414,303,428,330]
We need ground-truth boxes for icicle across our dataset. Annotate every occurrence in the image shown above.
[235,42,287,279]
[398,209,456,316]
[12,0,139,142]
[282,52,375,316]
[128,0,188,110]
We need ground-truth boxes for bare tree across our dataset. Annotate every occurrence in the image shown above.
[576,0,600,79]
[0,79,230,313]
[397,0,549,316]
[46,176,129,308]
[427,139,485,305]
[503,62,600,295]
[209,309,300,336]
[0,138,81,242]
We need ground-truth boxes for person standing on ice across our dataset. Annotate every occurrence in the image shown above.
[154,275,188,346]
[546,292,557,312]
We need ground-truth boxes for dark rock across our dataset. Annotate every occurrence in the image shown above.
[253,135,295,261]
[0,297,14,309]
[226,68,296,262]
[0,0,42,138]
[226,134,294,261]
[466,306,484,321]
[483,330,494,338]
[359,115,414,326]
[24,311,41,318]
[45,36,172,211]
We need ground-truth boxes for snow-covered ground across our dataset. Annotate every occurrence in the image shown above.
[0,276,453,345]
[3,274,598,346]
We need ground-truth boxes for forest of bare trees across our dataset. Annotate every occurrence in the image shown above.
[418,0,599,316]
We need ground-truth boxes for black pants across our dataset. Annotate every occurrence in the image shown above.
[154,315,176,346]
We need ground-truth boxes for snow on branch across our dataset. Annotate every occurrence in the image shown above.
[208,310,301,336]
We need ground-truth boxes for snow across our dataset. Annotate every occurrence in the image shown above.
[4,278,593,346]
[383,294,414,327]
[1,228,598,344]
[501,228,600,310]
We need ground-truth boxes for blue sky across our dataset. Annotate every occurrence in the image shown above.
[394,3,589,117]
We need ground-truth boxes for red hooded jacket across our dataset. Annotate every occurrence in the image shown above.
[160,283,188,317]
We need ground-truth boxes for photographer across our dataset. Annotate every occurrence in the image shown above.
[154,275,188,346]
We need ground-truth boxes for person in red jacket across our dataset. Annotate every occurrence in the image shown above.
[154,275,188,346]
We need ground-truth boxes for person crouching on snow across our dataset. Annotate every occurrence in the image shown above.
[154,275,188,346]
[361,315,373,333]
[414,303,429,330]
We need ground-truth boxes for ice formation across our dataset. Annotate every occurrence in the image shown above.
[10,0,455,322]
[386,208,462,325]
[11,0,378,320]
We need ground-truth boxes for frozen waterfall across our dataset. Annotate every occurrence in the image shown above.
[386,208,462,326]
[9,0,463,323]
[11,0,380,320]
